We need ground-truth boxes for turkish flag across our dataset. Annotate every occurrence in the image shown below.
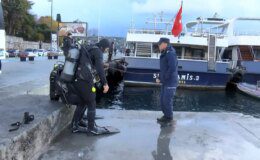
[172,5,183,37]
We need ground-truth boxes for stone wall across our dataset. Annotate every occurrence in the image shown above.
[6,36,51,51]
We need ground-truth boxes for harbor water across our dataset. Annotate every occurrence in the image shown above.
[97,84,260,118]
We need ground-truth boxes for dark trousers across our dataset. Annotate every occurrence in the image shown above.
[160,86,176,118]
[72,79,96,129]
[0,60,2,70]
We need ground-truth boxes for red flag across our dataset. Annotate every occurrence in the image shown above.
[172,4,183,37]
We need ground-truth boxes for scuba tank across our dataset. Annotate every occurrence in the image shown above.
[60,48,80,82]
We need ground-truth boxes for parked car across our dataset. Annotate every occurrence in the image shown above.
[0,49,7,59]
[5,50,9,57]
[57,49,64,55]
[26,48,37,57]
[37,49,47,56]
[7,49,19,57]
[18,48,36,57]
[47,49,59,57]
[33,49,39,57]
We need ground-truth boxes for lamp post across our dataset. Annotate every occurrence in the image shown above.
[48,0,53,49]
[48,0,53,32]
[56,14,61,49]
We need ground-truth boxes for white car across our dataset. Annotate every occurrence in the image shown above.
[37,49,47,56]
[0,49,7,59]
[57,49,64,55]
[25,48,37,57]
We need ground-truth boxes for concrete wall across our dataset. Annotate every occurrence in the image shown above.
[6,36,51,51]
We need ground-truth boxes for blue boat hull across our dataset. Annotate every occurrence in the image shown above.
[243,73,260,85]
[124,68,231,89]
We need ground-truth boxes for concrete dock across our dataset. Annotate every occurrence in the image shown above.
[39,110,260,160]
[0,58,74,160]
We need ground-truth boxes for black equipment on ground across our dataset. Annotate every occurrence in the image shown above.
[9,112,35,132]
[24,112,34,124]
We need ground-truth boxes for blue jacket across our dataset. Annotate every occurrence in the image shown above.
[159,46,178,87]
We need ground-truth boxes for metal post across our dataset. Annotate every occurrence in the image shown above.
[57,22,59,49]
[48,0,53,48]
[51,0,53,32]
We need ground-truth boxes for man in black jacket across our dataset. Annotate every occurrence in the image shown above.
[71,39,110,134]
[156,38,178,123]
[62,32,73,57]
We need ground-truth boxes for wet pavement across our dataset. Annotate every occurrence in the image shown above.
[38,110,260,160]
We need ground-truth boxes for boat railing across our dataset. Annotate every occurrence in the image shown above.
[128,28,228,39]
[186,32,226,38]
[128,29,171,35]
[177,56,207,61]
[234,30,260,36]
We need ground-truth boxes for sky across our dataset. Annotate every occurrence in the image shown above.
[30,0,260,37]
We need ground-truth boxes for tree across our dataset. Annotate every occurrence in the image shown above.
[38,16,58,32]
[2,0,55,43]
[35,23,52,43]
[2,0,34,35]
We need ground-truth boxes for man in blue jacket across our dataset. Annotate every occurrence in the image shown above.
[156,38,178,123]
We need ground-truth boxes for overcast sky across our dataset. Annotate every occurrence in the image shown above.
[30,0,260,37]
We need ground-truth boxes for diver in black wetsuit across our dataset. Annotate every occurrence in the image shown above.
[71,39,110,134]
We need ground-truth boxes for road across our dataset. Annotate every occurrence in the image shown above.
[0,57,63,100]
[0,57,67,158]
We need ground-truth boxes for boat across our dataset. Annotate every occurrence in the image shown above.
[237,82,260,99]
[124,15,232,89]
[220,18,260,85]
[123,14,260,89]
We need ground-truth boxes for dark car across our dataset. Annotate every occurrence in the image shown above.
[7,49,19,57]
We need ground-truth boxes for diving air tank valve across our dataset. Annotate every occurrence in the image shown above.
[60,48,80,82]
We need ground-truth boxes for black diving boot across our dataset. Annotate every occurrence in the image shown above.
[157,116,173,123]
[78,119,88,128]
[87,122,107,135]
[71,122,88,133]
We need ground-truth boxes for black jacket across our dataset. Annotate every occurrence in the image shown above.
[76,45,107,85]
[159,46,178,87]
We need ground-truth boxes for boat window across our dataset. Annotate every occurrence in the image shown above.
[126,42,136,56]
[174,46,182,59]
[222,48,232,61]
[253,48,260,60]
[184,47,205,60]
[136,42,151,57]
